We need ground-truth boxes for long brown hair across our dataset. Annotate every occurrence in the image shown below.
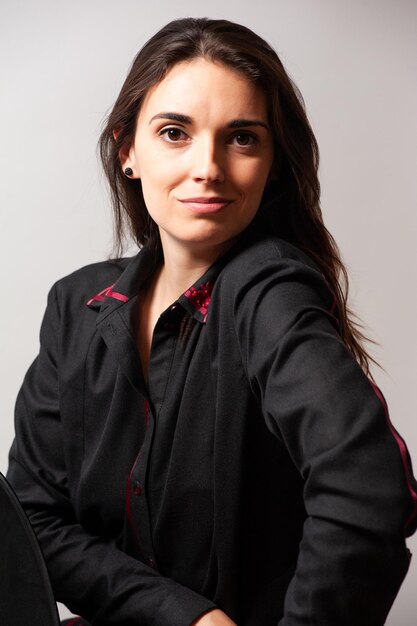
[99,17,376,375]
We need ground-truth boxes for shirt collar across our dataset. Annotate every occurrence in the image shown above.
[86,219,262,325]
[86,243,227,325]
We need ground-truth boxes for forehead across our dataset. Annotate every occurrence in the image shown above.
[138,58,268,121]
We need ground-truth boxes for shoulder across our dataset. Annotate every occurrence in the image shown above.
[36,257,134,348]
[55,258,130,292]
[47,257,133,318]
[221,234,324,288]
[52,257,129,296]
[215,234,335,317]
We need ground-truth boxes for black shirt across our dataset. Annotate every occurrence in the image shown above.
[7,222,417,625]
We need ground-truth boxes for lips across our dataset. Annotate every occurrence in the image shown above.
[179,197,233,213]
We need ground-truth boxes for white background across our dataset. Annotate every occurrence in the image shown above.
[1,0,416,623]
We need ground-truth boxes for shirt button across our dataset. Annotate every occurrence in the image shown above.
[133,482,142,496]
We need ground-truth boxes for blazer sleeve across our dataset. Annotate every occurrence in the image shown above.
[234,251,417,626]
[7,284,216,626]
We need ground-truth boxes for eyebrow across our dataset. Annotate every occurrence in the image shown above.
[149,112,269,130]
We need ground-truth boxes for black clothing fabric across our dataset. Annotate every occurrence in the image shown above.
[7,222,417,625]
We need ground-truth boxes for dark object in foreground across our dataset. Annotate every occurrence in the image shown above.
[0,471,60,626]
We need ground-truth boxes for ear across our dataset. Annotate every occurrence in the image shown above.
[113,128,140,179]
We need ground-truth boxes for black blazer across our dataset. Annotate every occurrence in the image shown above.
[7,224,417,625]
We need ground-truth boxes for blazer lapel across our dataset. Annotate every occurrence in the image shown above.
[87,247,157,394]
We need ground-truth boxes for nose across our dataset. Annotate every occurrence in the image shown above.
[190,135,225,183]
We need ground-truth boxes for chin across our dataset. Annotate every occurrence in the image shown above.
[184,229,239,247]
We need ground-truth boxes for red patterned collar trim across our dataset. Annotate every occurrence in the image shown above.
[183,281,213,322]
[86,283,129,306]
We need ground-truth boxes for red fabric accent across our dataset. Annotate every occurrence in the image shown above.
[184,281,213,322]
[64,619,83,626]
[371,382,417,530]
[125,400,150,550]
[86,283,129,306]
[144,399,149,430]
[125,446,143,550]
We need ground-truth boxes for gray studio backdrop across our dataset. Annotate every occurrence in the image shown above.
[1,0,416,623]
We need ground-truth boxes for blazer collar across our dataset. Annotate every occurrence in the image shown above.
[86,224,258,326]
[86,245,156,325]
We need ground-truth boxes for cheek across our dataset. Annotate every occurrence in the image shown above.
[140,153,184,189]
[233,160,271,195]
[233,157,272,187]
[139,164,177,221]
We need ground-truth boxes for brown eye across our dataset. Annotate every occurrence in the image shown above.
[233,132,257,146]
[159,127,187,142]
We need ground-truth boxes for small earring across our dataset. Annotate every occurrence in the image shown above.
[124,167,133,177]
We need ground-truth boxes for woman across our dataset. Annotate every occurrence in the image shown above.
[7,17,417,626]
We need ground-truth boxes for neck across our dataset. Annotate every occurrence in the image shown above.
[155,236,234,306]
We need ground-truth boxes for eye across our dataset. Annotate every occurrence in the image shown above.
[232,132,258,147]
[159,127,188,143]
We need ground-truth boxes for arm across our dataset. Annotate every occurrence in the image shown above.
[234,252,417,625]
[7,284,216,626]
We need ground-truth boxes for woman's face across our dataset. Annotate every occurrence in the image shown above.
[122,58,274,257]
